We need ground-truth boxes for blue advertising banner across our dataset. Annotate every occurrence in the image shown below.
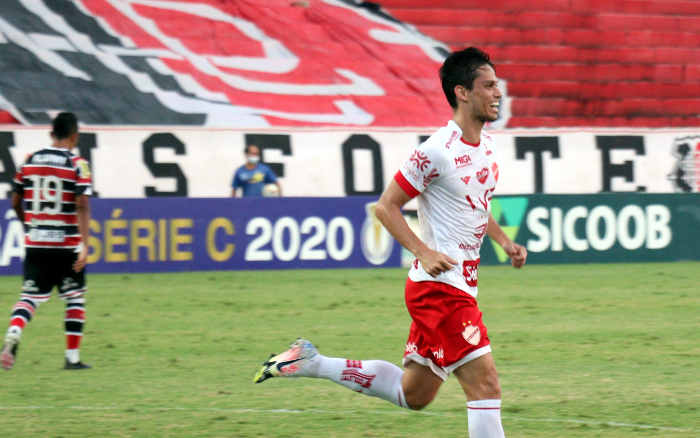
[0,197,401,274]
[1,194,697,275]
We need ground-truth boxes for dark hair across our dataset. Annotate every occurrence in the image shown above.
[244,144,259,154]
[440,47,495,108]
[51,112,78,139]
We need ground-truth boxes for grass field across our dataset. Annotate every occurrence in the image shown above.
[0,262,698,437]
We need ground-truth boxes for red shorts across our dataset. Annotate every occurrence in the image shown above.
[402,279,491,380]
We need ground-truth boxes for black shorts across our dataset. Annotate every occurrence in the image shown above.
[22,249,86,301]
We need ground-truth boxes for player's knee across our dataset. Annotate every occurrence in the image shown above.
[480,367,501,398]
[403,387,437,410]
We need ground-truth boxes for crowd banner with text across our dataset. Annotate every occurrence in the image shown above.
[0,194,698,275]
[0,127,698,198]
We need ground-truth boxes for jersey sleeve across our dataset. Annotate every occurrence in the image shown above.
[394,143,443,198]
[73,157,93,196]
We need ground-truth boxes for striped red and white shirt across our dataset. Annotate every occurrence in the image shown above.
[13,147,92,250]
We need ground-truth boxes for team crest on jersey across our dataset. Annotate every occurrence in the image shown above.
[461,176,471,186]
[462,324,481,346]
[410,150,431,171]
[454,154,472,168]
[476,167,489,184]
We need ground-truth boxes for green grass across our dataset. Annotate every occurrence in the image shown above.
[0,262,698,437]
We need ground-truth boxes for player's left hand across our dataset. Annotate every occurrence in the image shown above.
[73,248,88,272]
[503,241,527,268]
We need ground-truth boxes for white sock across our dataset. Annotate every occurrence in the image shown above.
[467,399,505,438]
[301,355,408,408]
[66,349,80,363]
[6,326,22,340]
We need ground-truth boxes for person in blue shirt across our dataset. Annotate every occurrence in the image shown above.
[231,144,282,197]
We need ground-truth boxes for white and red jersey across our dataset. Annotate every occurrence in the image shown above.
[13,147,92,251]
[395,120,499,297]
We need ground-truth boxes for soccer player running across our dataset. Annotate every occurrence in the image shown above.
[1,112,93,371]
[254,48,526,437]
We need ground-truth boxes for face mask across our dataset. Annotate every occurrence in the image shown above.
[247,155,260,164]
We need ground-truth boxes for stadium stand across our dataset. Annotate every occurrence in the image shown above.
[381,0,700,127]
[0,0,697,127]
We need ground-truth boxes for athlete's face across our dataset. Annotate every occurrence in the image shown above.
[459,65,502,122]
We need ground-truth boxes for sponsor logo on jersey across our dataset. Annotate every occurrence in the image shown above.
[33,154,68,165]
[458,241,481,251]
[410,150,431,171]
[476,167,489,184]
[454,154,472,168]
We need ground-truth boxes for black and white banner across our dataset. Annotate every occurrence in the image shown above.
[0,127,698,197]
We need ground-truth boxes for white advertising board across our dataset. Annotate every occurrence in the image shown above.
[0,126,697,197]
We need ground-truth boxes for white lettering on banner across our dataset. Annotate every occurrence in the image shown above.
[2,128,698,197]
[645,205,672,249]
[526,204,673,252]
[244,216,354,262]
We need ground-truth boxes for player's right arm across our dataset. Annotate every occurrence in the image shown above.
[232,169,241,197]
[375,180,456,277]
[73,194,90,272]
[11,192,24,231]
[11,160,25,231]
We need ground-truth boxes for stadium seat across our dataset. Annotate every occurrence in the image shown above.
[381,0,700,127]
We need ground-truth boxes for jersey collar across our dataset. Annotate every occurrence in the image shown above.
[447,120,481,148]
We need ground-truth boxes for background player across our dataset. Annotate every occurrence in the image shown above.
[253,48,526,438]
[231,144,282,197]
[1,112,93,371]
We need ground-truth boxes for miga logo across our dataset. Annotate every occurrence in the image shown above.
[489,197,529,263]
